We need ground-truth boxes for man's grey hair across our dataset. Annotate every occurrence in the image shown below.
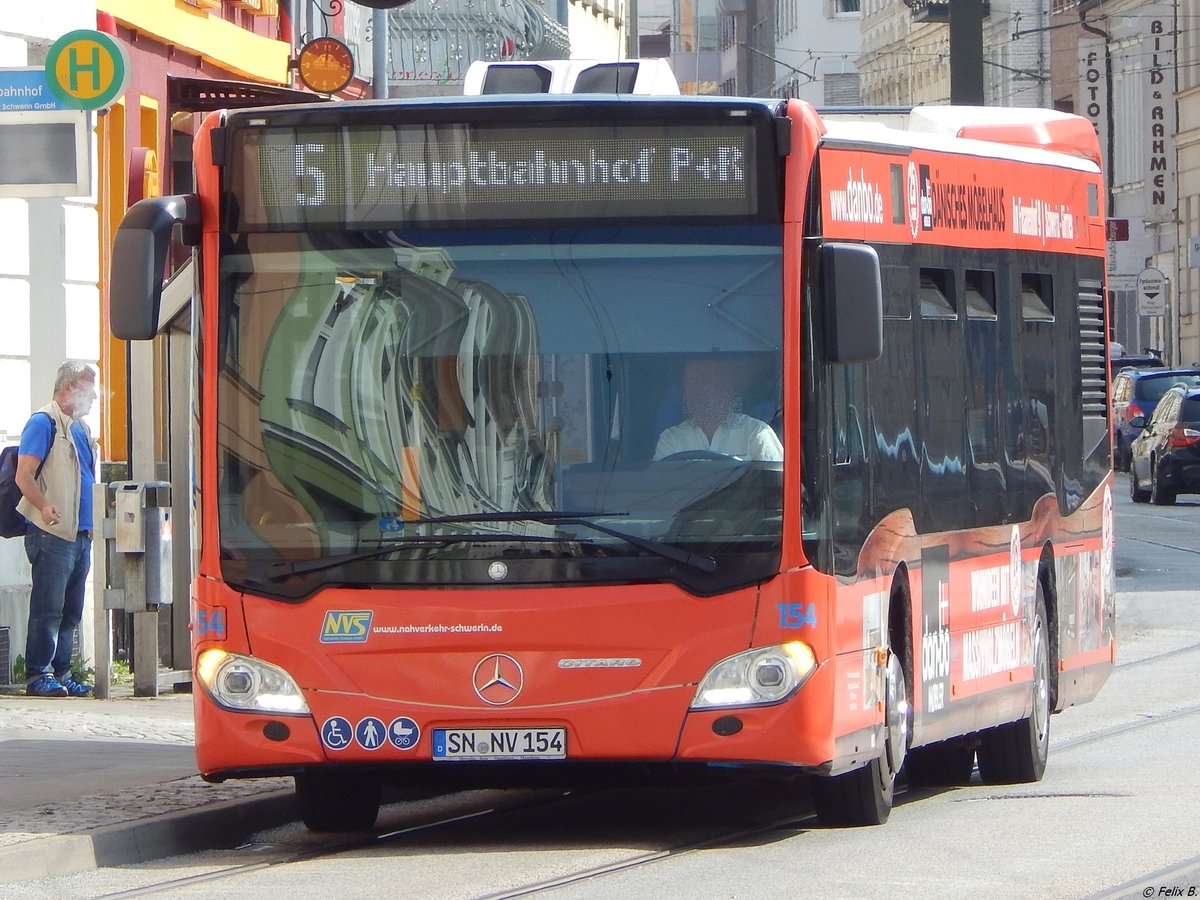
[53,361,97,395]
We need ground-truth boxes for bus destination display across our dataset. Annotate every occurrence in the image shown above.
[231,122,760,228]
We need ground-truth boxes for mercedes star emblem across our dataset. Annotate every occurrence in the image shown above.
[472,653,524,705]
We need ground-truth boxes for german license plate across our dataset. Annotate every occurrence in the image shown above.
[432,727,566,760]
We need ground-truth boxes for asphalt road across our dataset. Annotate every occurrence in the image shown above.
[13,486,1200,900]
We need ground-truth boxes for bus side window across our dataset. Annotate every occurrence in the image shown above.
[832,365,870,575]
[869,252,919,530]
[965,269,1004,526]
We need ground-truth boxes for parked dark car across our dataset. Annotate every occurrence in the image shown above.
[1111,368,1200,471]
[1108,354,1165,379]
[1129,383,1200,504]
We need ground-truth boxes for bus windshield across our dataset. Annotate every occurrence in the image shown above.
[215,225,784,597]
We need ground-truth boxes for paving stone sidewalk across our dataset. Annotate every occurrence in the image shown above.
[0,686,296,880]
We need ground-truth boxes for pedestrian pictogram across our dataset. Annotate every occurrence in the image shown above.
[44,30,129,111]
[356,716,386,750]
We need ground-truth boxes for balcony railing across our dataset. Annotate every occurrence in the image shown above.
[387,0,569,88]
[902,0,990,24]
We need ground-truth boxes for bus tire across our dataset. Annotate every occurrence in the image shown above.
[295,770,382,832]
[976,589,1050,785]
[811,757,890,826]
[904,740,976,786]
[811,648,909,826]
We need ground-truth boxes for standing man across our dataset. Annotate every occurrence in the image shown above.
[15,362,99,697]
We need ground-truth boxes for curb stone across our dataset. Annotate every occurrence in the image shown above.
[0,788,298,885]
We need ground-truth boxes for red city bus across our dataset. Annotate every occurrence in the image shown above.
[110,95,1115,830]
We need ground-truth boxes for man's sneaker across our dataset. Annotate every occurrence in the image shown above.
[26,674,68,697]
[59,676,93,698]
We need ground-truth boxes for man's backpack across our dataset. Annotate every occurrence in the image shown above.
[0,413,55,539]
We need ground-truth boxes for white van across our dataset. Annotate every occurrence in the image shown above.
[463,59,679,95]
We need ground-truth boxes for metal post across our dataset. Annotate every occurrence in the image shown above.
[130,338,158,697]
[949,0,984,105]
[91,481,111,699]
[1079,14,1114,214]
[372,9,389,99]
[626,0,639,59]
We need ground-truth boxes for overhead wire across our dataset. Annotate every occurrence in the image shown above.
[765,7,1187,103]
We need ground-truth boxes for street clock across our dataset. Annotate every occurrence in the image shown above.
[297,37,355,94]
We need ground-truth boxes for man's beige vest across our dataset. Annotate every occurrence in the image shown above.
[16,402,98,541]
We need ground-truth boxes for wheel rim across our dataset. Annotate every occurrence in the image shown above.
[1031,612,1050,756]
[883,651,910,781]
[1150,460,1173,502]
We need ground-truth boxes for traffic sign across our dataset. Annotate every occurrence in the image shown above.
[0,68,69,112]
[44,29,129,111]
[1106,218,1129,242]
[1136,267,1168,317]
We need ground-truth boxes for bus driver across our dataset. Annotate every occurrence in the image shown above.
[653,355,783,462]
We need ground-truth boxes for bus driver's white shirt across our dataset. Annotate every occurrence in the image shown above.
[653,414,783,461]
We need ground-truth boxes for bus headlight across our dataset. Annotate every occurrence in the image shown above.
[691,642,817,710]
[196,649,310,715]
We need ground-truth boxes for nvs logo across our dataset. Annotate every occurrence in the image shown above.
[320,610,373,643]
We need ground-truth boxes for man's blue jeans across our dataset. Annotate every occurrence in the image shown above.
[24,527,91,681]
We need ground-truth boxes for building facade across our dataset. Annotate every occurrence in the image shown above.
[717,0,862,104]
[856,1,1051,108]
[0,0,296,684]
[0,2,100,685]
[773,0,863,106]
[1173,0,1200,365]
[383,0,626,96]
[1063,1,1185,366]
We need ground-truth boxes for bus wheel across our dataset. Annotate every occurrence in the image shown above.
[976,589,1050,785]
[904,740,976,786]
[295,770,382,832]
[811,649,909,826]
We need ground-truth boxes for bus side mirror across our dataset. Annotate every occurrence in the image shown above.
[110,195,200,340]
[821,242,883,364]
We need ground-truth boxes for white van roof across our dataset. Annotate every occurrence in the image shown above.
[463,59,680,96]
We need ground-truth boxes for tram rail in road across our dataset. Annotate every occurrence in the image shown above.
[80,636,1200,900]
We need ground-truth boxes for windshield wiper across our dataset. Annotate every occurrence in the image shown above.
[264,511,717,581]
[415,511,718,574]
[265,532,560,581]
